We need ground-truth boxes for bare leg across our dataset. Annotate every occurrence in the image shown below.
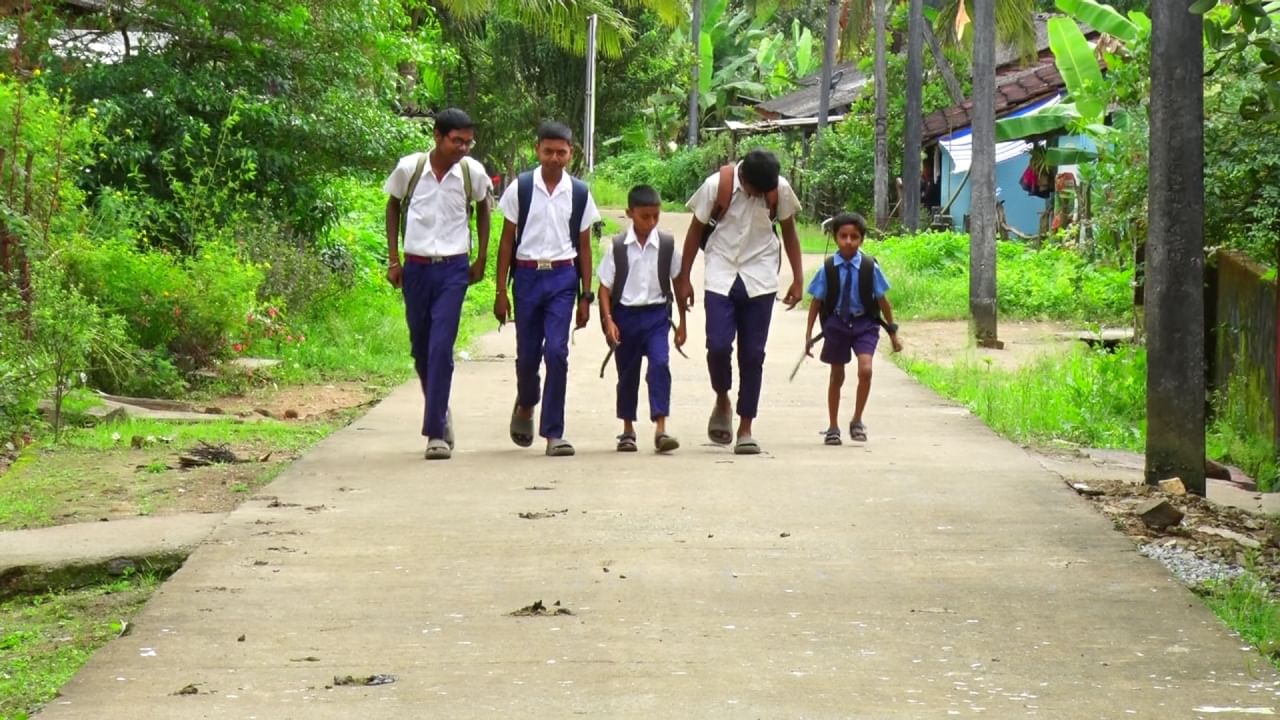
[852,354,874,424]
[655,416,666,434]
[828,364,846,429]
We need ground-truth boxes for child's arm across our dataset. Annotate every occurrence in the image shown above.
[384,197,402,288]
[493,219,516,325]
[674,293,688,350]
[878,295,903,352]
[805,299,822,357]
[599,285,620,346]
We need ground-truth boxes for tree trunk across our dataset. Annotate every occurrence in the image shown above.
[970,0,999,347]
[816,0,839,137]
[873,0,889,228]
[687,0,701,147]
[1146,0,1205,495]
[923,23,965,106]
[902,0,924,232]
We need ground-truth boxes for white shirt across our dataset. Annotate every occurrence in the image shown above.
[498,170,601,261]
[597,226,682,307]
[686,165,801,297]
[383,154,491,257]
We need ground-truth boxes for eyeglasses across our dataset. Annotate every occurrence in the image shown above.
[446,135,476,149]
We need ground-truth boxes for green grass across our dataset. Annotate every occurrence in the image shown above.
[1201,570,1280,671]
[56,417,334,452]
[896,345,1148,451]
[800,230,1133,323]
[1,573,161,720]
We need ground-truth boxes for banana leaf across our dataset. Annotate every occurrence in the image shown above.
[1045,146,1098,166]
[1048,16,1106,121]
[995,102,1079,141]
[1057,0,1140,44]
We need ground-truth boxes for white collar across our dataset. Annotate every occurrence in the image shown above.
[625,226,657,247]
[533,168,570,197]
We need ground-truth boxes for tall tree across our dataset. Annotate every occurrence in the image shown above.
[816,0,840,136]
[903,0,925,231]
[688,0,701,146]
[969,0,999,346]
[1146,0,1205,495]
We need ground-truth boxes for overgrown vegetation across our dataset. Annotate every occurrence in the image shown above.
[1,572,162,720]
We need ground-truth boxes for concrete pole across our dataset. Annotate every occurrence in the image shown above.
[584,14,598,173]
[1146,0,1205,495]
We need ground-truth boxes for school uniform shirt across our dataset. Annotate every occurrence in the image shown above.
[596,226,683,307]
[383,154,491,257]
[686,164,802,298]
[806,251,891,316]
[498,171,602,262]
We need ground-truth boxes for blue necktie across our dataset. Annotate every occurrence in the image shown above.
[839,262,855,322]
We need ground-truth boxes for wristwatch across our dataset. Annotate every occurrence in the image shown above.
[886,322,900,334]
[579,290,595,303]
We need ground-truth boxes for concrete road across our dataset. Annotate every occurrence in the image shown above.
[39,213,1280,718]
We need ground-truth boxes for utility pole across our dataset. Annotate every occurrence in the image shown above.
[873,0,889,228]
[1146,0,1206,495]
[584,14,598,173]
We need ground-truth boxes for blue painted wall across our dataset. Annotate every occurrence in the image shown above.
[936,135,1095,237]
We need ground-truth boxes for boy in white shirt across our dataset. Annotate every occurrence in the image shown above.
[383,108,492,461]
[597,185,688,453]
[675,150,805,456]
[493,121,601,457]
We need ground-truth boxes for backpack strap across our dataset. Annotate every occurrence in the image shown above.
[609,232,629,312]
[514,170,534,247]
[398,152,429,240]
[700,164,737,249]
[460,157,473,208]
[569,177,589,247]
[657,231,675,304]
[859,253,881,321]
[819,256,838,326]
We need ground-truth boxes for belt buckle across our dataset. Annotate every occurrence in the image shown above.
[427,256,443,264]
[536,259,552,271]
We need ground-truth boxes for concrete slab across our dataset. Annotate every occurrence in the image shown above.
[34,237,1280,718]
[0,513,226,597]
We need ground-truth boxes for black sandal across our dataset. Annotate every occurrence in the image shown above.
[849,420,868,442]
[510,399,534,448]
[823,427,842,446]
[616,432,638,452]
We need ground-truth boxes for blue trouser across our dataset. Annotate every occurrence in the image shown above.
[402,258,468,439]
[704,275,774,419]
[513,265,577,439]
[612,304,672,422]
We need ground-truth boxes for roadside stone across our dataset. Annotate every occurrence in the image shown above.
[1158,478,1187,496]
[1136,498,1184,530]
[1197,526,1262,550]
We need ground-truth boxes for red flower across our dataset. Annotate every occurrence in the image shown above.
[233,343,243,352]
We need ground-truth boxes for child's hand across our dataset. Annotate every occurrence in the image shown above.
[604,318,621,347]
[805,335,815,358]
[891,334,904,353]
[674,322,687,350]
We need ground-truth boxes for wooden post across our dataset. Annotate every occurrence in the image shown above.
[1146,0,1205,495]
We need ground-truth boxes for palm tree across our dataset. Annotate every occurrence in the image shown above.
[873,0,889,226]
[430,0,683,58]
[969,0,998,346]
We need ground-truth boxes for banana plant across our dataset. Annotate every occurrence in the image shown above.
[995,0,1149,166]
